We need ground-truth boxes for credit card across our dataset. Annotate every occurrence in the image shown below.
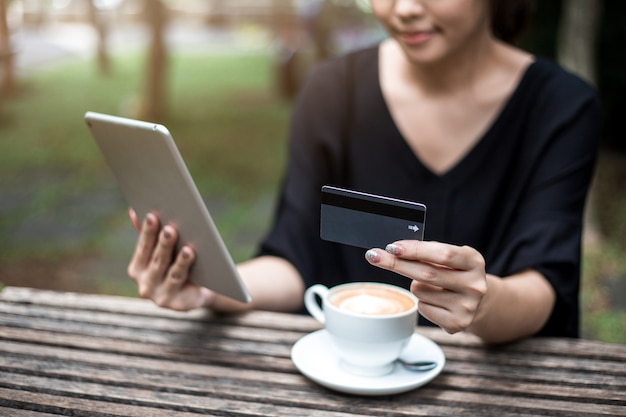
[320,186,427,249]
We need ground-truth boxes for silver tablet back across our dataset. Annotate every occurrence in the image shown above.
[85,111,251,303]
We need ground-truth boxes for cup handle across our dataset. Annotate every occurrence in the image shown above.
[304,284,329,324]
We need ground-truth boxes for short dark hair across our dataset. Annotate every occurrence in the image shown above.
[490,0,534,44]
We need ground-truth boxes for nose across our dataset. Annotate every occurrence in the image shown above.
[394,0,425,18]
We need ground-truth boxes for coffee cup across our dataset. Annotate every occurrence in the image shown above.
[304,282,418,377]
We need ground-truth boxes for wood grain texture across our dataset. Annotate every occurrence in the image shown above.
[1,287,624,416]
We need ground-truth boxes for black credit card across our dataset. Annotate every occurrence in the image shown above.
[320,186,427,249]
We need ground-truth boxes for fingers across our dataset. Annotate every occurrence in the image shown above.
[162,246,195,294]
[416,300,473,334]
[365,240,488,335]
[387,240,481,271]
[139,224,179,299]
[365,241,485,292]
[148,225,178,277]
[128,213,160,280]
[409,280,479,334]
[125,212,209,311]
[129,208,141,231]
[153,246,206,310]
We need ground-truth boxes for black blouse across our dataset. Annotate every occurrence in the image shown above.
[259,46,602,338]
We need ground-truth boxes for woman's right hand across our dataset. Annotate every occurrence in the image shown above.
[127,209,217,311]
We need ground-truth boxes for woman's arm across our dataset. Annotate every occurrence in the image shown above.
[214,256,305,313]
[469,270,555,343]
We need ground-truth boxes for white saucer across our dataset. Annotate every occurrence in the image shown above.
[291,329,445,396]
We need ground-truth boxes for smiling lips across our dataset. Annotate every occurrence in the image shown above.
[399,30,436,45]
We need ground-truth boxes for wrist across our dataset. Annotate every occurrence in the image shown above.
[467,274,500,338]
[198,287,217,310]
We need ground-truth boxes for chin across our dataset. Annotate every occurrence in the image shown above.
[402,48,448,67]
[393,37,447,65]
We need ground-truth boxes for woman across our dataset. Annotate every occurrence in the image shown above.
[128,0,601,343]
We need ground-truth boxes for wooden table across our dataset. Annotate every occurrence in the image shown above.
[0,286,624,416]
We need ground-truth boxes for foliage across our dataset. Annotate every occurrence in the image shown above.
[581,152,626,343]
[523,0,626,151]
[0,48,623,343]
[0,52,290,196]
[0,51,290,267]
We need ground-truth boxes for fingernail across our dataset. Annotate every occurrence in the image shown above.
[365,249,380,263]
[182,248,190,259]
[386,244,403,255]
[163,227,171,239]
[146,214,154,227]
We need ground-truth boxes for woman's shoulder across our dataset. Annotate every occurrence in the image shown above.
[307,45,379,80]
[296,45,379,105]
[511,56,602,128]
[524,57,599,102]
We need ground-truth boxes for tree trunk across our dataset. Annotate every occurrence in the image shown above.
[557,0,603,247]
[557,0,602,85]
[87,0,111,76]
[143,0,168,121]
[0,0,17,95]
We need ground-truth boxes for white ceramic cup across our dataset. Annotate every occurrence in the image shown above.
[304,282,418,377]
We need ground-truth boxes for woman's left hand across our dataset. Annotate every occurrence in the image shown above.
[365,240,487,334]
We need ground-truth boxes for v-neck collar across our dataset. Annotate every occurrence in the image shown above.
[373,48,539,182]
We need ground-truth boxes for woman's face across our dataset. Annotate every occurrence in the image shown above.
[371,0,493,65]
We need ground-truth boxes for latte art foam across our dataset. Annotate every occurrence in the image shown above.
[337,294,406,315]
[330,286,414,316]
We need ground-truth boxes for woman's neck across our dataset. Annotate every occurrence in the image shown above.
[384,34,508,97]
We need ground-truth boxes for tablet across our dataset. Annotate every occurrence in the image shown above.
[84,111,251,303]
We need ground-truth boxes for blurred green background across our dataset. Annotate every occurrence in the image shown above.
[0,0,624,343]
